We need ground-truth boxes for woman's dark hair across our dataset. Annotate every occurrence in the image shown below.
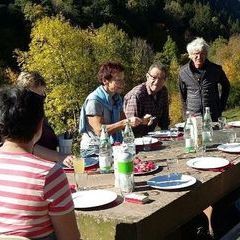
[0,86,44,142]
[98,62,124,84]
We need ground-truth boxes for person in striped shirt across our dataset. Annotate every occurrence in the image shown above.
[0,86,81,240]
[16,71,73,168]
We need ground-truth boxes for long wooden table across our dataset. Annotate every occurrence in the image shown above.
[69,129,240,240]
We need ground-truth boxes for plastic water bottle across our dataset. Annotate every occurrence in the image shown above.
[202,107,213,144]
[117,147,134,196]
[122,119,136,157]
[184,111,195,153]
[99,125,113,173]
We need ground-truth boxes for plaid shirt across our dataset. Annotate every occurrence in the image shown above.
[123,83,170,137]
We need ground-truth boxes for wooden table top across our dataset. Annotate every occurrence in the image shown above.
[68,128,240,240]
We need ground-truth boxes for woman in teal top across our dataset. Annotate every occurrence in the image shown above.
[79,62,142,151]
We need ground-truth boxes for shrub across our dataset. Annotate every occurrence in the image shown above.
[169,91,183,125]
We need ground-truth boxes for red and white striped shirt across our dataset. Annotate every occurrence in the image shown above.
[0,152,74,239]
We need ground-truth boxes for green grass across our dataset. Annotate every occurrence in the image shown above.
[223,107,240,121]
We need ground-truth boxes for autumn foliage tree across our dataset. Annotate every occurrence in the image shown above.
[15,15,155,132]
[209,35,240,108]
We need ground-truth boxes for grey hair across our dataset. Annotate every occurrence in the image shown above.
[148,62,167,74]
[17,71,46,89]
[186,37,209,55]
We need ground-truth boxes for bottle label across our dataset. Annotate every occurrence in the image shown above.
[185,139,195,153]
[118,161,133,174]
[185,138,194,148]
[99,156,112,171]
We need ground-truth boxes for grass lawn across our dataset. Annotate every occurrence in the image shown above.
[223,107,240,121]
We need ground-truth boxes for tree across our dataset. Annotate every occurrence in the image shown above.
[154,35,178,65]
[209,35,240,108]
[16,15,94,132]
[15,15,155,132]
[128,38,154,90]
[168,58,182,123]
[190,2,213,39]
[91,23,131,68]
[13,0,48,22]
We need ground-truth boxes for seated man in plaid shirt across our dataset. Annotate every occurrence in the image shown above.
[124,62,170,137]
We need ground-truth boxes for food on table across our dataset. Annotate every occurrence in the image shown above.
[133,156,156,174]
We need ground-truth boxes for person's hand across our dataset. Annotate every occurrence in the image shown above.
[142,114,152,125]
[128,117,142,127]
[142,114,156,126]
[62,155,74,168]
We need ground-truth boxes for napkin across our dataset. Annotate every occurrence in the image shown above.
[124,193,149,204]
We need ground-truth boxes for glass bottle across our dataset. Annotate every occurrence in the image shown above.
[202,107,213,149]
[99,125,113,173]
[122,119,136,157]
[184,111,195,153]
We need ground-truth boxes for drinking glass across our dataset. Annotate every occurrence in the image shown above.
[166,158,179,180]
[227,130,237,143]
[218,116,227,130]
[72,157,87,191]
[142,136,152,151]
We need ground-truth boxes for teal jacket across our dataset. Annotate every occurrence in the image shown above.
[79,85,123,143]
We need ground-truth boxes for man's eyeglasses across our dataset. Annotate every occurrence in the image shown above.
[113,78,125,83]
[147,72,166,82]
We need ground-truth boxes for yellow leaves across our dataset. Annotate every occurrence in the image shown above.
[210,35,240,108]
[23,3,47,22]
[210,35,240,86]
[15,15,155,131]
[92,24,131,65]
[169,92,183,125]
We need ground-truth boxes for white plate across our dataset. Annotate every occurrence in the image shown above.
[147,174,196,190]
[72,190,117,208]
[148,130,178,138]
[134,137,158,146]
[228,121,240,127]
[175,122,185,128]
[217,143,240,153]
[134,165,159,176]
[187,157,229,169]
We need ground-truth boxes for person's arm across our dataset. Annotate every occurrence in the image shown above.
[88,115,127,136]
[219,68,230,112]
[45,166,81,240]
[158,88,170,130]
[124,94,141,119]
[88,115,142,136]
[51,210,81,240]
[33,144,73,167]
[124,93,150,124]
